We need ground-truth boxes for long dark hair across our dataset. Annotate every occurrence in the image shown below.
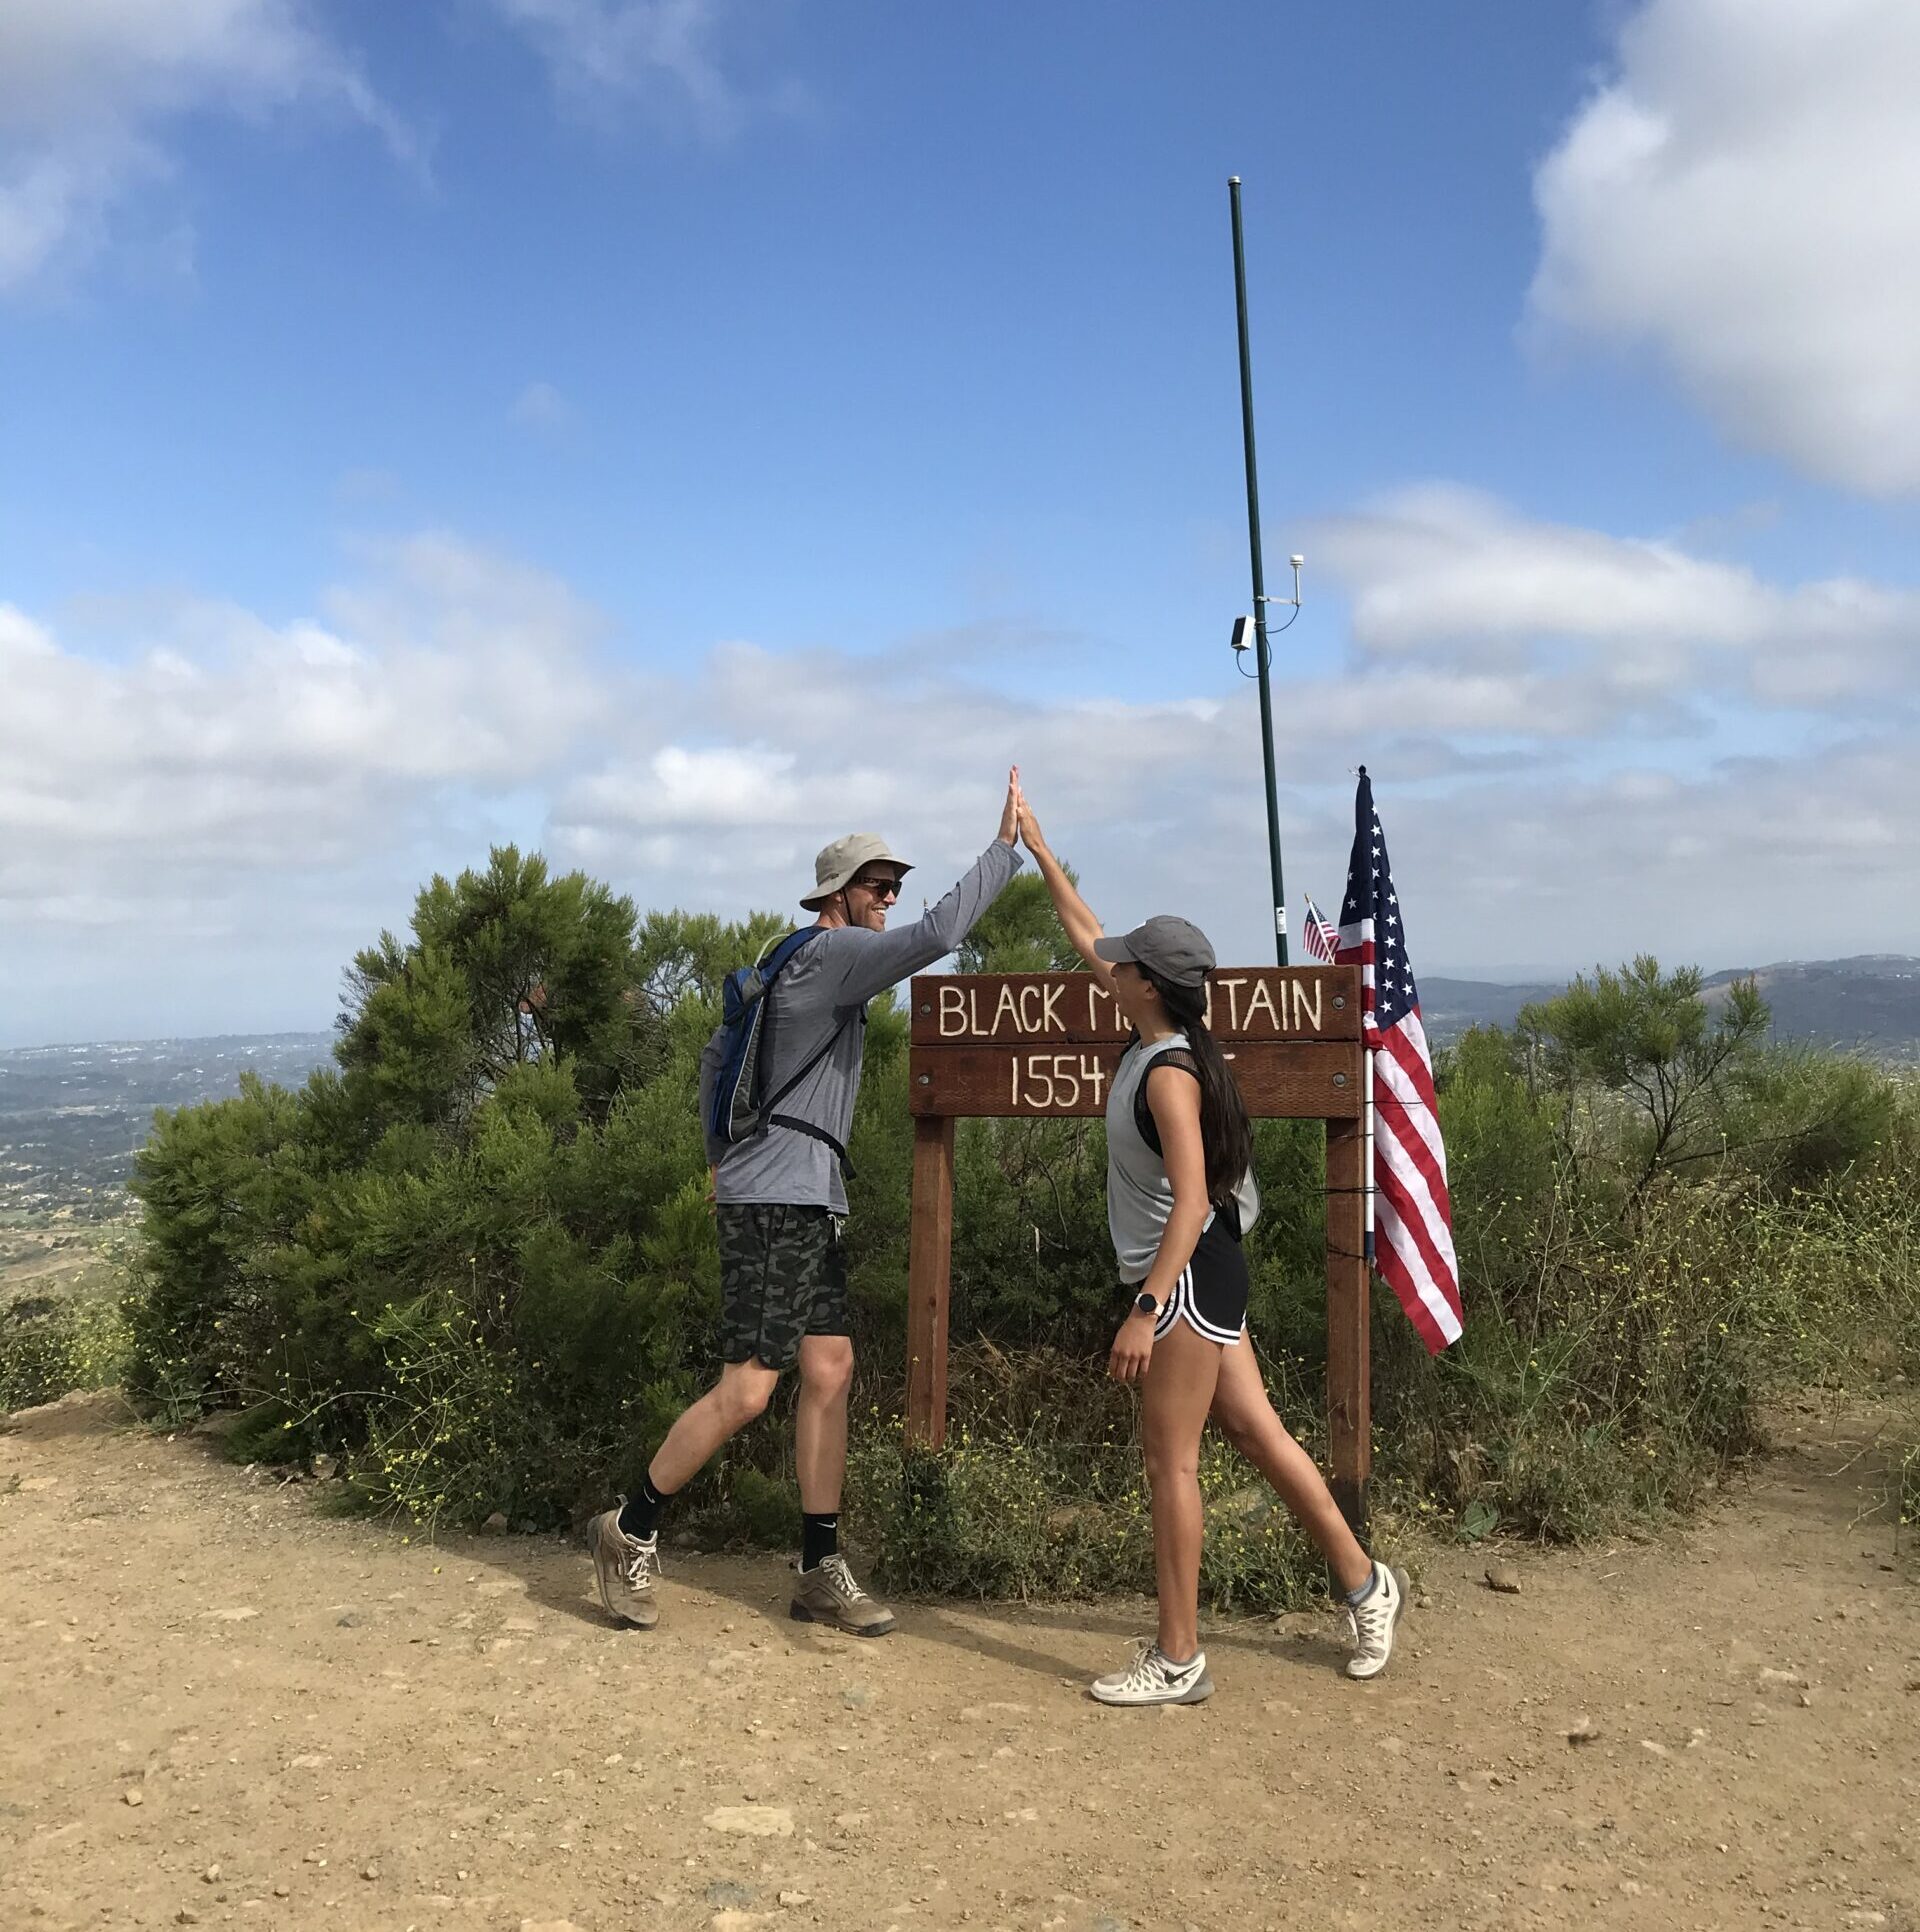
[1144,968,1254,1206]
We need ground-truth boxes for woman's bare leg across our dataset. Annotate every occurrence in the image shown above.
[1140,1323,1224,1661]
[1209,1333,1373,1596]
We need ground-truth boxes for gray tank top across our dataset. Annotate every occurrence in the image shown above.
[1106,1033,1260,1284]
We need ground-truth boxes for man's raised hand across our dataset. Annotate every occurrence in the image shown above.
[997,764,1022,846]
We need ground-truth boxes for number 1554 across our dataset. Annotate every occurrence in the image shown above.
[1010,1053,1108,1111]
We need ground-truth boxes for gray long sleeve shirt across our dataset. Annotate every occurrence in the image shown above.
[698,839,1023,1213]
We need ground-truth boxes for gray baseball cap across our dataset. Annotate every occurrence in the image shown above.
[801,833,914,909]
[1093,914,1216,988]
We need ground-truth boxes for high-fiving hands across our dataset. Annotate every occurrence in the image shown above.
[999,763,1050,860]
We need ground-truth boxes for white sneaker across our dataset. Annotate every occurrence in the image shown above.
[1345,1561,1408,1679]
[1090,1638,1214,1706]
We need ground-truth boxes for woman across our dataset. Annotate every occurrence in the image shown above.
[1017,792,1406,1705]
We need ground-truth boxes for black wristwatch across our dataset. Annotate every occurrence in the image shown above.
[1132,1290,1160,1319]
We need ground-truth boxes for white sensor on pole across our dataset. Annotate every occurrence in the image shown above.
[1229,614,1253,655]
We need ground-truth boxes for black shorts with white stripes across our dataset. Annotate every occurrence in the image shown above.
[1143,1212,1248,1347]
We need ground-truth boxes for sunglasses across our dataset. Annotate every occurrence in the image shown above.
[852,874,904,900]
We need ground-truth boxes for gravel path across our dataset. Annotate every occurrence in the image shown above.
[3,1390,1915,1931]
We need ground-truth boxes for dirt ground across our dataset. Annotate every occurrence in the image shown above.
[2,1393,1915,1932]
[0,1224,125,1302]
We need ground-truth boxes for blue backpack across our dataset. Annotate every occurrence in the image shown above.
[707,930,859,1162]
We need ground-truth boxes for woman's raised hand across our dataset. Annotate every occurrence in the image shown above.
[1016,788,1048,857]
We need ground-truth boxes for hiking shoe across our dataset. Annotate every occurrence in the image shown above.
[1090,1639,1214,1707]
[1345,1561,1408,1679]
[588,1504,659,1629]
[790,1553,896,1636]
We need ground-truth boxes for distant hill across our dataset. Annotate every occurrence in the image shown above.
[0,1033,336,1217]
[4,963,1917,1218]
[1418,977,1562,1040]
[1699,955,1920,1059]
[1421,955,1920,1063]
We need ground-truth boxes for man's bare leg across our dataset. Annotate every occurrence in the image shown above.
[648,1359,780,1493]
[794,1334,854,1512]
[789,1333,893,1633]
[590,1359,778,1628]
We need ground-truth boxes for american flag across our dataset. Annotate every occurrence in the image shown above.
[1335,769,1463,1352]
[1300,894,1340,966]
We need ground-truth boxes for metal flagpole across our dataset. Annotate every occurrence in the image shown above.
[1356,764,1376,1267]
[1228,175,1288,967]
[1362,1046,1376,1268]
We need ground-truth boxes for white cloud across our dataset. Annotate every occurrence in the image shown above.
[1385,734,1920,977]
[537,633,1920,993]
[573,743,802,826]
[488,0,746,135]
[510,379,574,432]
[547,640,1234,897]
[0,0,417,293]
[0,537,609,935]
[1311,485,1920,710]
[9,504,1920,1042]
[1528,0,1920,495]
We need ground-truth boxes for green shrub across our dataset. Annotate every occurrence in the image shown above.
[1371,1135,1920,1539]
[727,1466,804,1548]
[0,1293,129,1414]
[352,1295,541,1528]
[846,1407,1327,1611]
[113,859,1920,1572]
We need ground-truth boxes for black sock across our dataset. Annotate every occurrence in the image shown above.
[801,1511,839,1572]
[618,1471,670,1541]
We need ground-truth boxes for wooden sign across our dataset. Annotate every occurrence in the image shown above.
[911,966,1357,1044]
[904,966,1375,1530]
[907,967,1363,1120]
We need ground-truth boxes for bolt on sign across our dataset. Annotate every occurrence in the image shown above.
[903,965,1377,1530]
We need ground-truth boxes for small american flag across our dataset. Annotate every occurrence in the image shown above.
[1335,769,1463,1352]
[1300,894,1340,966]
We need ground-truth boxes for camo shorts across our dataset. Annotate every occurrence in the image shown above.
[715,1203,849,1371]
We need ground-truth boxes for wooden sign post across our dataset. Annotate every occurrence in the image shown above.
[904,965,1373,1530]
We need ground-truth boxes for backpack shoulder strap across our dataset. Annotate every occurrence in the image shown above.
[756,928,862,1127]
[761,927,821,978]
[762,1002,865,1178]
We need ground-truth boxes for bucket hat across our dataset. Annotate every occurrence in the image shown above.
[801,833,914,909]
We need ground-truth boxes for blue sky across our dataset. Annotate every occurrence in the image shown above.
[4,0,1919,1044]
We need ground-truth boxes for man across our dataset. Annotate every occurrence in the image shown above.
[588,768,1024,1634]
